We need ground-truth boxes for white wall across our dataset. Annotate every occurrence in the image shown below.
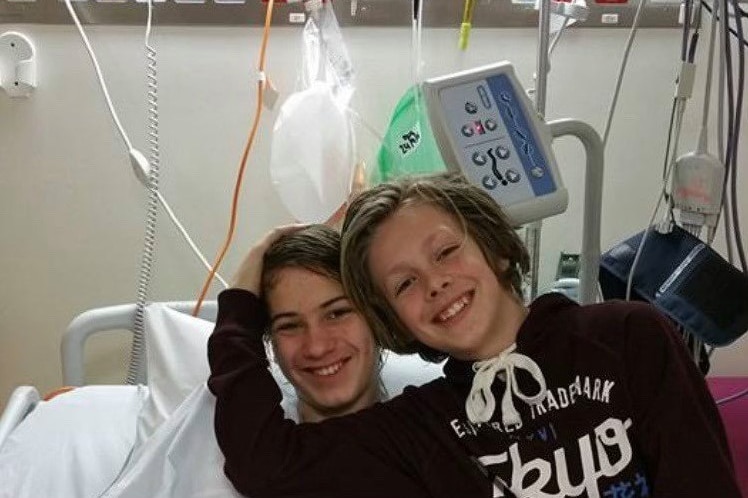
[0,23,746,409]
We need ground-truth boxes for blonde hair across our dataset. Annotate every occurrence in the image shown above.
[341,173,529,362]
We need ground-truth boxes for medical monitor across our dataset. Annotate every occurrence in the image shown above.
[423,62,568,226]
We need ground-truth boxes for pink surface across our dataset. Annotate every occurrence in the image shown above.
[708,377,748,497]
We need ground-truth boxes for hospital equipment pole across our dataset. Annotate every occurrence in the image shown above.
[548,119,604,305]
[525,0,552,300]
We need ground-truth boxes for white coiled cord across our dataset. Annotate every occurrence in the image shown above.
[63,0,229,382]
[126,2,160,385]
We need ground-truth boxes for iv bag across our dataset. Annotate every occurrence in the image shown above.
[269,1,356,223]
[270,82,353,224]
[374,85,447,184]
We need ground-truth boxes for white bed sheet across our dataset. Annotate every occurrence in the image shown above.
[0,385,147,498]
[0,301,445,498]
[102,383,242,498]
[99,355,445,497]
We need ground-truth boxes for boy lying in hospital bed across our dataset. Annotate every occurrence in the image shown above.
[0,225,442,498]
[104,224,439,497]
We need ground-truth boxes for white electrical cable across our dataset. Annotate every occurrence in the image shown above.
[548,16,571,57]
[157,192,229,288]
[696,0,720,153]
[63,0,228,291]
[602,0,649,148]
[346,106,408,178]
[346,107,386,145]
[411,0,425,120]
[625,99,688,300]
[716,387,748,405]
[413,0,424,86]
[63,0,133,152]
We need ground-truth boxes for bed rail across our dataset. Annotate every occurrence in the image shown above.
[62,301,217,386]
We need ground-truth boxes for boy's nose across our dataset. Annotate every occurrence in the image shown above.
[428,275,451,299]
[302,325,336,358]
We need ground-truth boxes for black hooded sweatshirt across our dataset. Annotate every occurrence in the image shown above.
[208,289,740,498]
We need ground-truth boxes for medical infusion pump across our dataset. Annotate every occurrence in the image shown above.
[423,62,568,227]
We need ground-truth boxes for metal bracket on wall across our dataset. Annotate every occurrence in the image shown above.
[1,0,685,28]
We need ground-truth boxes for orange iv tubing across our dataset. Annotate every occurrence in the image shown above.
[193,0,276,316]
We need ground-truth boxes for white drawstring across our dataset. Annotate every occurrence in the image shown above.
[466,344,547,426]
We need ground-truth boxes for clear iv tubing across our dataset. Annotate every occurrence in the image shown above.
[62,0,228,290]
[602,0,648,147]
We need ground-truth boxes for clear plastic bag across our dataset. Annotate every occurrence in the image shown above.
[269,2,356,223]
[298,1,354,105]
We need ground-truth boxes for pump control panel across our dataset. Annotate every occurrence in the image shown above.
[423,62,568,226]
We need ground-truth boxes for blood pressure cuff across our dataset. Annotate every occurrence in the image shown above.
[599,225,748,346]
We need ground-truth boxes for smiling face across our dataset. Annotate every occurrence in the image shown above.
[266,267,380,422]
[367,202,527,361]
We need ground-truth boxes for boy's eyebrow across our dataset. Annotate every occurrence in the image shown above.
[319,295,348,309]
[269,311,299,327]
[382,230,447,276]
[269,296,349,326]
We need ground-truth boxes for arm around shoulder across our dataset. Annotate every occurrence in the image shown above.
[207,288,291,496]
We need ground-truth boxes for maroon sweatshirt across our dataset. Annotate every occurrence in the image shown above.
[208,289,740,498]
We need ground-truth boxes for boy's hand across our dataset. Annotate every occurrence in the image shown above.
[232,224,308,294]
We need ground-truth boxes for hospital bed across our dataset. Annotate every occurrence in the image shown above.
[0,300,217,449]
[0,300,446,498]
[0,301,218,498]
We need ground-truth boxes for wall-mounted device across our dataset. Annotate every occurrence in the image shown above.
[0,32,36,98]
[423,61,568,227]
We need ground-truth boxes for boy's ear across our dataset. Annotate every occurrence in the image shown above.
[497,258,511,272]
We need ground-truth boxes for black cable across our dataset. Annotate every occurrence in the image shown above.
[681,0,693,61]
[687,0,703,63]
[469,456,518,498]
[662,98,679,182]
[688,31,700,62]
[721,0,735,216]
[721,0,739,265]
[717,388,748,405]
[728,0,746,272]
[701,0,748,48]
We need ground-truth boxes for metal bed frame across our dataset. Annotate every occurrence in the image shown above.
[0,300,217,450]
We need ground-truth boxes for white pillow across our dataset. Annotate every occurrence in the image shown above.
[102,384,242,498]
[135,304,213,446]
[380,351,445,398]
[135,303,299,447]
[0,385,147,498]
[106,306,443,498]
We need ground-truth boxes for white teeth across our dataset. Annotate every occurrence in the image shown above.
[438,295,470,322]
[312,361,344,376]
